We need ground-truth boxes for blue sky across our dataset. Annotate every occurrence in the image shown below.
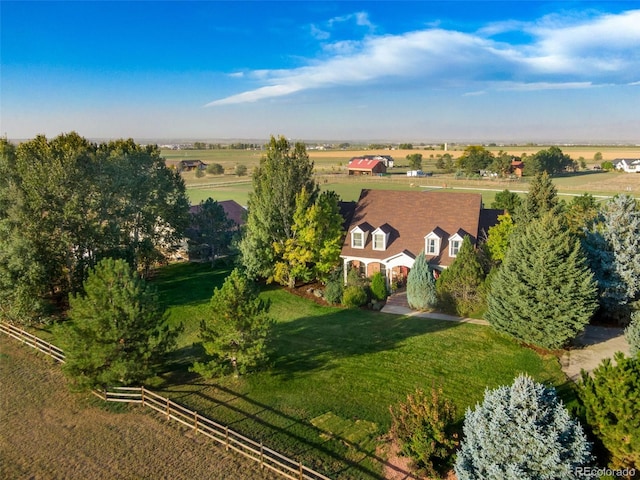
[2,1,639,142]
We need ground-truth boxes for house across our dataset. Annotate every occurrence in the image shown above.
[510,160,525,177]
[183,199,246,261]
[179,159,207,172]
[347,158,387,176]
[613,158,640,173]
[340,189,501,287]
[352,154,395,168]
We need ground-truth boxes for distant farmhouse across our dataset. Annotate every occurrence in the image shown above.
[178,160,207,172]
[347,158,387,176]
[340,189,501,287]
[510,160,525,177]
[613,158,640,173]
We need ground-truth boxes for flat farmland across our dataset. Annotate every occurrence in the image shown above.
[169,146,640,206]
[0,338,277,480]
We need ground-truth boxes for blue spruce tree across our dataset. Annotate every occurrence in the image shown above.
[406,251,437,310]
[455,374,592,480]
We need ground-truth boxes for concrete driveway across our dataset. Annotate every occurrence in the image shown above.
[561,326,631,381]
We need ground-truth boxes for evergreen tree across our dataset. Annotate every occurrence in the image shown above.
[455,374,592,480]
[491,189,522,214]
[515,171,559,224]
[436,237,485,316]
[583,194,640,322]
[370,272,388,301]
[193,269,273,378]
[565,193,599,236]
[625,311,640,357]
[59,258,180,389]
[579,353,640,469]
[185,198,233,265]
[239,136,317,280]
[486,213,598,349]
[406,251,437,310]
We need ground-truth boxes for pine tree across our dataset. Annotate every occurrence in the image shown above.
[455,374,592,480]
[186,198,234,265]
[59,258,180,389]
[406,251,437,310]
[486,213,598,349]
[193,269,273,378]
[579,353,640,469]
[436,236,485,316]
[515,171,559,224]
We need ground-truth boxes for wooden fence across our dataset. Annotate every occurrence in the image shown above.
[1,321,332,480]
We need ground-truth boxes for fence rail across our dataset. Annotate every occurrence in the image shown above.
[1,321,331,480]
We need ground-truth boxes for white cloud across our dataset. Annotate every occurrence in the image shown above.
[206,9,640,107]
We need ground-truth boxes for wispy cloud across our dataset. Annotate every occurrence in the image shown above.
[206,9,640,107]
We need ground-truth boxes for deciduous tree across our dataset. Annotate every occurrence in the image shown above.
[457,146,494,174]
[239,135,317,280]
[491,189,522,214]
[406,153,423,170]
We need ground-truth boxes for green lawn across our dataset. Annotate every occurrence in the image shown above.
[150,262,572,479]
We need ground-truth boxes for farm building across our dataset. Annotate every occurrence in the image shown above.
[613,158,640,173]
[349,154,395,168]
[340,189,501,287]
[511,160,525,177]
[347,158,387,176]
[178,159,207,172]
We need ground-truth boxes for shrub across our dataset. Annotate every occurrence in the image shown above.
[206,163,224,175]
[342,285,368,308]
[406,251,437,310]
[580,352,640,469]
[625,311,640,356]
[455,374,592,480]
[370,272,388,301]
[235,164,247,176]
[324,267,344,305]
[389,386,458,477]
[436,237,485,316]
[195,167,205,178]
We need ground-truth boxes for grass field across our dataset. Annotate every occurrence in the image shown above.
[149,262,573,479]
[176,146,640,207]
[0,337,277,480]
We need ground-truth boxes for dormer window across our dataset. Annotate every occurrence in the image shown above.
[449,233,464,257]
[350,226,368,249]
[371,226,390,251]
[424,231,442,256]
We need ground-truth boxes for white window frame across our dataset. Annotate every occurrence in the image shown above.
[371,227,389,251]
[424,231,441,256]
[449,233,464,257]
[350,226,367,249]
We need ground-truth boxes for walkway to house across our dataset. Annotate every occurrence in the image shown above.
[381,291,488,325]
[382,291,630,380]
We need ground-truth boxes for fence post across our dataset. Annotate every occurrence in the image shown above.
[299,461,303,480]
[103,387,107,401]
[141,387,145,407]
[225,426,229,451]
[260,442,263,469]
[194,411,198,434]
[166,396,170,419]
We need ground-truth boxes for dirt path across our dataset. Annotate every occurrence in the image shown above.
[0,337,277,480]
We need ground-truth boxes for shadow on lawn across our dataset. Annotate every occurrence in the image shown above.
[158,309,461,479]
[270,307,461,378]
[163,380,411,480]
